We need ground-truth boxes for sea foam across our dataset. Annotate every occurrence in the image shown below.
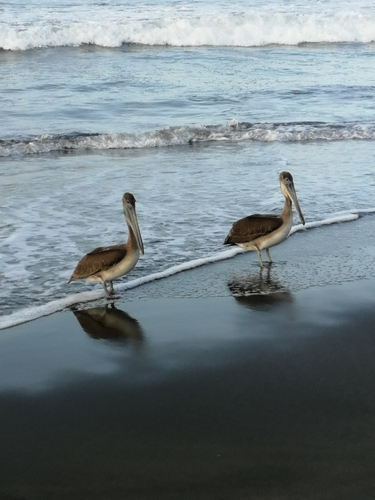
[0,210,372,330]
[1,121,375,157]
[1,11,375,51]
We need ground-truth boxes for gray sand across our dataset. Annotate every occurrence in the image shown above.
[1,215,375,500]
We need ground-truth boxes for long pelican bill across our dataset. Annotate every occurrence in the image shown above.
[284,178,305,225]
[123,195,144,255]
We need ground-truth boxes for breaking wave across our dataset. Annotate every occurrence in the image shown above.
[1,11,375,51]
[1,121,375,157]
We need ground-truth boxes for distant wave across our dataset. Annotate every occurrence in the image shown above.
[1,121,375,157]
[1,209,374,330]
[1,11,375,51]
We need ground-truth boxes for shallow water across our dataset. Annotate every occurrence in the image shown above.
[1,0,375,326]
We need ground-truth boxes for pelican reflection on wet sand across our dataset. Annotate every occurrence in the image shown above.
[69,192,144,297]
[73,304,144,343]
[227,267,293,311]
[224,171,305,267]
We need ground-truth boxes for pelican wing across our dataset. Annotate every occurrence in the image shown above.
[224,214,282,245]
[69,244,126,281]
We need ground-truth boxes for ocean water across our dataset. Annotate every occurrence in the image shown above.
[1,0,375,328]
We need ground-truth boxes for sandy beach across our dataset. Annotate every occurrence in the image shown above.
[1,215,375,500]
[2,2,375,498]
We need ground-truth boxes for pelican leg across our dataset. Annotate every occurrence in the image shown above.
[108,281,115,295]
[266,248,272,264]
[102,281,112,298]
[256,247,264,268]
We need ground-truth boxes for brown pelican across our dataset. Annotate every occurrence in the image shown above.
[69,192,144,297]
[224,172,305,267]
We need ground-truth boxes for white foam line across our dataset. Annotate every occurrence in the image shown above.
[1,208,374,330]
[290,212,360,235]
[0,247,242,330]
[344,208,375,215]
[118,247,244,292]
[0,291,104,331]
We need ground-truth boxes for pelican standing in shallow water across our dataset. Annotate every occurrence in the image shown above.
[69,192,144,297]
[224,171,305,267]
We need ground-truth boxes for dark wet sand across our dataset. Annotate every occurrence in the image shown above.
[1,217,375,500]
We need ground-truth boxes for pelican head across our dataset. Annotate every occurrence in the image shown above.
[122,192,144,254]
[279,171,305,225]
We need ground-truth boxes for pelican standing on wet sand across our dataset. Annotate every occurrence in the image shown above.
[69,192,144,297]
[224,171,305,267]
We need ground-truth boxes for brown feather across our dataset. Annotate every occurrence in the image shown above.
[69,245,126,281]
[224,215,283,245]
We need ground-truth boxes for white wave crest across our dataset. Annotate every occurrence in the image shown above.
[1,209,374,330]
[1,11,375,51]
[1,121,375,157]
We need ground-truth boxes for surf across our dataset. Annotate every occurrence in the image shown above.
[1,209,374,330]
[2,121,375,157]
[2,11,375,51]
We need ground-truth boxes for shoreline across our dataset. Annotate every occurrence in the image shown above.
[1,216,375,499]
[2,210,375,330]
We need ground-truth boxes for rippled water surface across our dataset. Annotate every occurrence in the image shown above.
[1,0,375,325]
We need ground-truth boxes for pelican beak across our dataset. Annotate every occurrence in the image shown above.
[285,181,305,225]
[124,202,144,255]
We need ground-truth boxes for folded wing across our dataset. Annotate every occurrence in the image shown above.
[224,214,282,245]
[69,245,126,281]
